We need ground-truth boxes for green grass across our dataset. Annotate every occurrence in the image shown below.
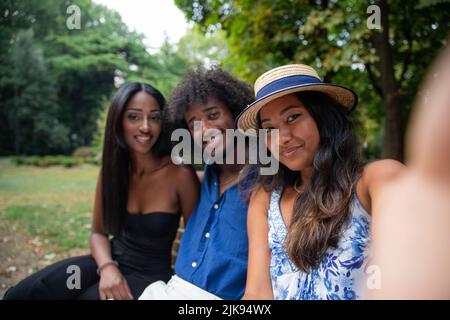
[0,158,98,252]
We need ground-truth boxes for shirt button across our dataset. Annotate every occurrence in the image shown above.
[191,262,197,267]
[205,232,210,238]
[213,204,219,209]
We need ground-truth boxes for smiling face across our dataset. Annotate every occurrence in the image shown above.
[184,97,234,157]
[259,93,320,171]
[122,91,162,155]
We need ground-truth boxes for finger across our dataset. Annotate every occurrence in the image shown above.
[408,43,450,181]
[104,289,114,300]
[115,284,128,300]
[123,280,134,300]
[99,288,106,300]
[110,287,121,300]
[115,282,130,300]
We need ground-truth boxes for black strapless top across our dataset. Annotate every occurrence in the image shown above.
[110,212,180,282]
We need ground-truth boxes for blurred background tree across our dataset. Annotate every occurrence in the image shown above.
[1,0,151,154]
[3,28,69,155]
[175,0,450,160]
[1,0,448,160]
[0,0,230,157]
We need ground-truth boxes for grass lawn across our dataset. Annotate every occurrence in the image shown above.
[0,157,99,291]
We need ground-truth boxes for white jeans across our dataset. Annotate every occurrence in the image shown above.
[138,275,222,300]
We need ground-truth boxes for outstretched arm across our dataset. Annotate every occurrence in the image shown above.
[369,43,450,299]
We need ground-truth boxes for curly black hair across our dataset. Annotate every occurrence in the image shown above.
[167,66,254,130]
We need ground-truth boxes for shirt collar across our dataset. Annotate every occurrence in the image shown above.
[203,164,241,200]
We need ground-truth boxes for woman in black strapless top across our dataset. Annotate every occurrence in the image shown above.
[110,212,181,284]
[4,83,199,300]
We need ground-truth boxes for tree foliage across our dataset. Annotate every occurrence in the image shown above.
[175,0,450,159]
[2,29,70,155]
[1,0,163,155]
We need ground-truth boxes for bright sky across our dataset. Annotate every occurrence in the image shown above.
[93,0,190,51]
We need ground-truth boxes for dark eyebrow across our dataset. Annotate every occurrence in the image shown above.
[126,107,160,113]
[260,105,303,124]
[203,106,220,113]
[126,107,142,112]
[279,105,303,116]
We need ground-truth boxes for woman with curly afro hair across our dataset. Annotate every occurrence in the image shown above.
[139,67,255,300]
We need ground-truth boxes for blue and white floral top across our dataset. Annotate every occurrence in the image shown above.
[268,188,371,300]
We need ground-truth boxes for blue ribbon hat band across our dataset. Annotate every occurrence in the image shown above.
[255,75,322,100]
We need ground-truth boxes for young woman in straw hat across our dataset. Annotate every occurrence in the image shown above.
[236,64,405,300]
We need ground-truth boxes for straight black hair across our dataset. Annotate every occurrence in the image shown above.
[101,82,169,237]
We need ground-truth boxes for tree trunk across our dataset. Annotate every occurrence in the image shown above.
[14,117,20,155]
[13,87,20,155]
[373,0,404,161]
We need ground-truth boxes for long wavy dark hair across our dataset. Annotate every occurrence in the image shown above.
[247,91,362,272]
[101,82,169,237]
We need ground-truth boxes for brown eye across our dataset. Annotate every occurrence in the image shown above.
[127,114,141,121]
[261,127,275,135]
[151,115,161,122]
[208,112,220,120]
[287,114,301,122]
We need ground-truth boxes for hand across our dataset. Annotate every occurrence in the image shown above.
[98,264,133,300]
[370,43,450,299]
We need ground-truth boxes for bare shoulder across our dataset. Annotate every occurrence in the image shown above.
[156,155,198,185]
[363,159,406,181]
[249,185,271,216]
[360,159,407,195]
[168,162,198,182]
[355,160,406,214]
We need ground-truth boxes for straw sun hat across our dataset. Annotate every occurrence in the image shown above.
[235,64,358,135]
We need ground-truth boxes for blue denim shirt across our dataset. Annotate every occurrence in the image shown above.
[175,164,249,300]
